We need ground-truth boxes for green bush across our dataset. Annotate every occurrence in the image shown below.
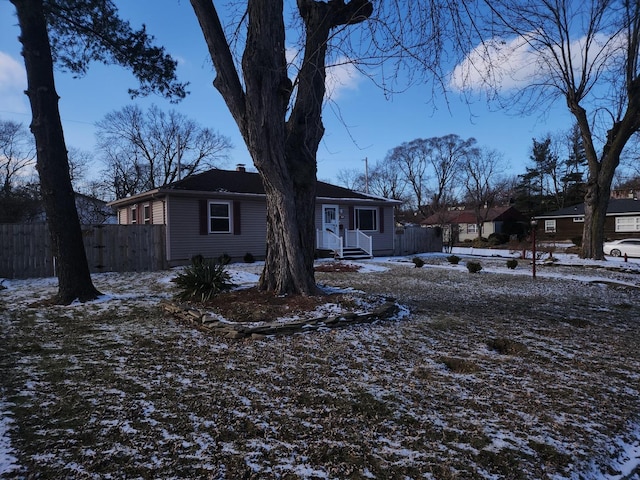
[173,256,235,302]
[466,261,482,273]
[506,259,518,269]
[243,252,255,263]
[412,257,425,268]
[446,255,460,265]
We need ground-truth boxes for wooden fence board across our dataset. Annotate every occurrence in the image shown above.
[0,224,167,279]
[393,226,443,256]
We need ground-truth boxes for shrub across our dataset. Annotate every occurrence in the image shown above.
[412,257,425,268]
[446,255,460,264]
[506,259,518,269]
[217,253,231,265]
[243,252,255,263]
[571,236,583,247]
[466,261,482,273]
[488,232,509,246]
[471,236,488,248]
[173,257,235,302]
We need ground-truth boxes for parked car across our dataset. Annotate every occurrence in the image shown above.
[603,238,640,257]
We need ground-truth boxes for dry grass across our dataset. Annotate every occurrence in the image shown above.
[1,258,639,479]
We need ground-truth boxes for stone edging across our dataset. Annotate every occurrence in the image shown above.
[160,299,400,340]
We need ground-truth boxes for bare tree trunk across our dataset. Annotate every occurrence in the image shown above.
[190,0,372,295]
[12,0,101,303]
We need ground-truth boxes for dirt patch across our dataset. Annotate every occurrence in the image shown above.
[314,261,361,273]
[201,287,360,323]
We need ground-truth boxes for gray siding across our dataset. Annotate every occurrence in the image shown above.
[166,196,267,264]
[314,203,396,256]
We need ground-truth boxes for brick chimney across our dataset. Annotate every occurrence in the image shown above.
[236,164,246,172]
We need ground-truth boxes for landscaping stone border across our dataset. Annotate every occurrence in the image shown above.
[161,299,401,339]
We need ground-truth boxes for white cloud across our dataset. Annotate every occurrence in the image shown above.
[286,47,362,101]
[0,51,28,114]
[325,58,362,100]
[450,31,624,93]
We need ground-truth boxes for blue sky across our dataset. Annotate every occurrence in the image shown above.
[0,0,575,185]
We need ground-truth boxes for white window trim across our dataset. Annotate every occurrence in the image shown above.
[208,200,232,234]
[467,223,478,234]
[615,216,640,232]
[354,207,378,231]
[130,205,137,224]
[544,219,556,233]
[572,216,584,223]
[143,203,151,224]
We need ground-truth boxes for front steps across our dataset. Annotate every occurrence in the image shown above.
[337,247,372,260]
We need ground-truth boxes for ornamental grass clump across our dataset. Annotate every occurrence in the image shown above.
[506,259,518,269]
[173,256,235,302]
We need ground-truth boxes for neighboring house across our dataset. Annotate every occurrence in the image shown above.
[0,192,116,224]
[535,198,640,241]
[422,206,526,243]
[108,166,401,265]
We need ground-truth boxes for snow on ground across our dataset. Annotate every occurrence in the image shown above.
[1,249,639,479]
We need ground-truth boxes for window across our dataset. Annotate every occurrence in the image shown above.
[209,201,231,233]
[573,216,584,223]
[130,206,137,224]
[143,204,151,224]
[467,223,478,234]
[354,207,377,231]
[615,216,640,232]
[545,220,556,233]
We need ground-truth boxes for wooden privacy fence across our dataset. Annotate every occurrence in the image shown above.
[0,224,167,279]
[394,225,443,256]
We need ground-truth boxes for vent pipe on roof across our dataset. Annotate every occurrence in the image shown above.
[236,164,246,172]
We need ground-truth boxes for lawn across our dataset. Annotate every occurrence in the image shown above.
[1,253,639,479]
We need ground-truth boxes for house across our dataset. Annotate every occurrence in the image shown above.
[422,206,526,243]
[108,166,401,265]
[0,192,116,224]
[534,198,640,241]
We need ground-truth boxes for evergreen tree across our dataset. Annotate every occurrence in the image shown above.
[10,0,186,304]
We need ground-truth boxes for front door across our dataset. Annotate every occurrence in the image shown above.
[322,204,340,235]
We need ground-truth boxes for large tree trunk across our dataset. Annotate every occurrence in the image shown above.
[581,170,614,260]
[569,98,637,260]
[12,0,101,304]
[190,0,372,295]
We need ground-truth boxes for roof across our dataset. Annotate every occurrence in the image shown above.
[422,206,524,225]
[535,198,640,218]
[108,168,400,207]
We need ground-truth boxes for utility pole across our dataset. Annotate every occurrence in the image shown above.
[177,133,182,181]
[363,157,369,194]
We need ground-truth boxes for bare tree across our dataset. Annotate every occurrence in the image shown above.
[465,0,640,258]
[188,0,472,295]
[385,139,431,217]
[96,105,232,198]
[367,159,408,203]
[463,147,509,237]
[0,120,36,194]
[425,134,476,212]
[336,167,366,191]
